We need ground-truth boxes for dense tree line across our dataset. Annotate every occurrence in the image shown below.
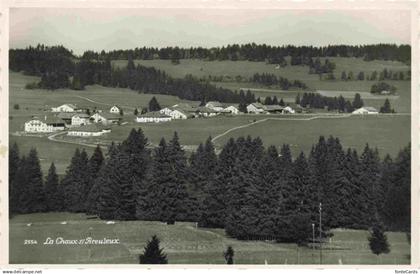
[251,73,307,90]
[296,92,364,113]
[39,43,410,63]
[12,47,255,103]
[308,58,335,74]
[10,130,410,243]
[339,69,410,82]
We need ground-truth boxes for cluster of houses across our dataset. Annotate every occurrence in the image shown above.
[135,101,296,123]
[24,104,123,136]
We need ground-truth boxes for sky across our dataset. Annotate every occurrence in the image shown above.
[10,8,411,55]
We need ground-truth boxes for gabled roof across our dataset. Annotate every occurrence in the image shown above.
[172,103,195,110]
[249,102,266,109]
[172,108,194,118]
[206,101,224,108]
[92,112,122,120]
[363,106,378,112]
[72,113,91,118]
[138,111,171,118]
[57,112,78,119]
[197,106,218,113]
[265,105,284,111]
[69,124,109,133]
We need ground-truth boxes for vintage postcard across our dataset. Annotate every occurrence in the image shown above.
[0,0,418,269]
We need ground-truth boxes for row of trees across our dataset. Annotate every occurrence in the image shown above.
[371,82,397,95]
[17,50,257,103]
[10,130,410,243]
[308,58,336,74]
[296,92,364,113]
[74,43,411,63]
[250,73,308,90]
[339,69,409,82]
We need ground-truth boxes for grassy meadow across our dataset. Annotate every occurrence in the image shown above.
[9,213,410,264]
[113,58,411,113]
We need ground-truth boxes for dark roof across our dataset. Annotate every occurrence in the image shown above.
[206,101,224,108]
[265,105,284,111]
[69,124,109,133]
[57,112,78,119]
[92,112,122,120]
[197,106,218,113]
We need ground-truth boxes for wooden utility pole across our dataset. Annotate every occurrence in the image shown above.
[319,202,322,265]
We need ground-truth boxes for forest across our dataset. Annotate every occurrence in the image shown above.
[9,130,411,244]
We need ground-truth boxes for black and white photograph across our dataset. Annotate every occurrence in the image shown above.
[4,4,413,266]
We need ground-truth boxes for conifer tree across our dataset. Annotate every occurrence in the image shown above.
[62,148,89,212]
[148,96,161,111]
[224,246,234,264]
[352,93,364,109]
[9,142,21,216]
[45,162,63,211]
[368,221,390,256]
[139,235,168,264]
[19,148,46,213]
[85,145,104,205]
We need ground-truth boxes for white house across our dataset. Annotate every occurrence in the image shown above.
[205,101,225,112]
[24,117,65,133]
[282,106,295,114]
[247,103,266,114]
[71,113,91,127]
[196,107,218,117]
[90,112,122,125]
[352,107,379,115]
[109,105,122,114]
[169,109,190,120]
[136,112,172,123]
[67,124,111,137]
[224,105,240,115]
[51,104,79,113]
[160,107,174,116]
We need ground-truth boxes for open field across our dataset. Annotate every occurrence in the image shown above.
[113,58,411,113]
[9,72,410,174]
[10,213,410,264]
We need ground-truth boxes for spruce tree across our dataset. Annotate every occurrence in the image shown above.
[45,162,63,211]
[62,148,89,212]
[19,148,46,213]
[368,221,390,256]
[139,235,168,264]
[352,93,364,109]
[148,96,161,111]
[224,246,234,264]
[85,145,104,206]
[9,142,21,216]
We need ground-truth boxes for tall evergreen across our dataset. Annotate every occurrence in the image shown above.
[19,148,46,213]
[352,93,364,109]
[85,145,104,207]
[62,148,89,212]
[148,96,161,111]
[45,162,63,211]
[139,235,168,264]
[9,142,21,216]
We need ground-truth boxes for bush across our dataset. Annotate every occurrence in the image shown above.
[13,104,20,110]
[25,82,39,89]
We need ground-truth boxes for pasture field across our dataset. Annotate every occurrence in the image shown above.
[9,72,410,174]
[9,213,410,264]
[113,58,411,113]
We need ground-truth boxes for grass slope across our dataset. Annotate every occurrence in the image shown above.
[113,58,411,112]
[9,213,410,264]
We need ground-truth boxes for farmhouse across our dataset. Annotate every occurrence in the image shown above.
[90,112,122,125]
[67,124,111,137]
[196,107,218,117]
[160,107,174,116]
[136,112,172,123]
[247,103,266,114]
[71,113,91,126]
[282,106,296,114]
[51,104,79,113]
[265,105,284,113]
[24,117,65,133]
[224,105,240,115]
[170,109,193,120]
[109,105,122,114]
[205,101,225,112]
[352,107,379,115]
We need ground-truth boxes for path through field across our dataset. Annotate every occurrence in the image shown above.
[211,114,352,143]
[74,95,136,110]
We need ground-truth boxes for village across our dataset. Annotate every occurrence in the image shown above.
[22,99,380,137]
